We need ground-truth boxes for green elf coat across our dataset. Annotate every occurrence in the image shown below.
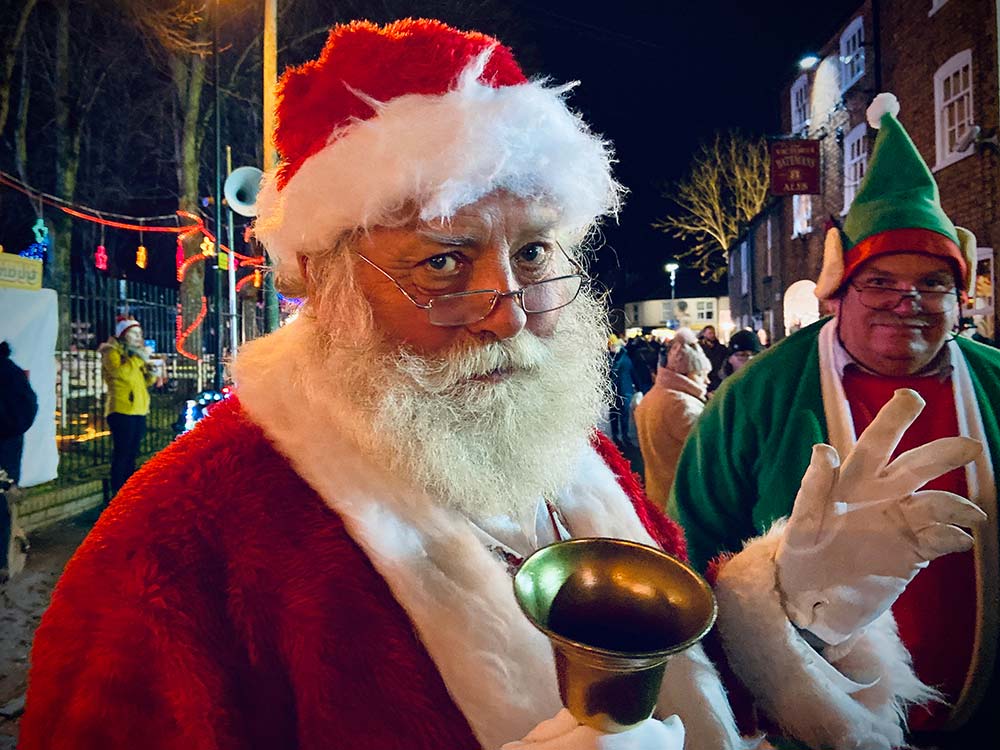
[670,317,1000,739]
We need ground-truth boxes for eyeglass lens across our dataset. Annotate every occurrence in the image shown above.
[428,276,583,326]
[857,287,957,313]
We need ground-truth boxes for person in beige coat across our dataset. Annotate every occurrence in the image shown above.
[634,329,711,510]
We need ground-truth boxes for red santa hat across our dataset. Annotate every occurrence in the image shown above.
[115,316,140,338]
[253,19,624,286]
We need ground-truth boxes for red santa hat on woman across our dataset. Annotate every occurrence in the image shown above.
[114,316,141,338]
[253,18,624,287]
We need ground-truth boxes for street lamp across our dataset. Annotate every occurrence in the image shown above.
[212,0,224,391]
[798,54,821,71]
[665,262,679,300]
[665,262,679,329]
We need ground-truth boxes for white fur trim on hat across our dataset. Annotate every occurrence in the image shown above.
[866,93,900,130]
[115,318,140,338]
[254,52,625,286]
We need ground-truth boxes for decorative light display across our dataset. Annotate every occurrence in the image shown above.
[175,296,208,361]
[0,170,271,365]
[219,251,229,271]
[175,387,232,434]
[95,244,108,271]
[175,237,185,279]
[20,217,50,260]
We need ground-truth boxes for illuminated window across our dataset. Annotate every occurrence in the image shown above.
[934,49,975,170]
[842,122,868,213]
[696,299,715,321]
[791,74,811,134]
[792,195,812,237]
[839,17,865,93]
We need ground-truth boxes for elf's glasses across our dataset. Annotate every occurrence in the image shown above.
[850,283,959,314]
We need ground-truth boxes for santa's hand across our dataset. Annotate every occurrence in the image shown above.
[775,388,985,647]
[501,709,684,750]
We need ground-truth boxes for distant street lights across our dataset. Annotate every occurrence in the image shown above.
[665,262,679,300]
[665,262,679,329]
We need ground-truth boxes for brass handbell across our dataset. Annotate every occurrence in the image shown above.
[513,538,716,733]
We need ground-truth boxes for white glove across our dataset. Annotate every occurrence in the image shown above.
[776,388,986,647]
[501,709,685,750]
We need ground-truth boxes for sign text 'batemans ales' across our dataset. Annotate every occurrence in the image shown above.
[770,140,821,196]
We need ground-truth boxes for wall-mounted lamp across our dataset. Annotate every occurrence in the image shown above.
[798,54,821,71]
[955,125,1000,153]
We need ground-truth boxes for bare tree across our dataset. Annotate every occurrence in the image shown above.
[0,0,38,136]
[654,131,770,282]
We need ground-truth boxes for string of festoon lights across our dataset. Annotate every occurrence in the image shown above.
[0,169,266,359]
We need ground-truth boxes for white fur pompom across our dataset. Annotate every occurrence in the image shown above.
[866,93,900,129]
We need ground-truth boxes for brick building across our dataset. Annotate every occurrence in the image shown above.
[731,0,999,343]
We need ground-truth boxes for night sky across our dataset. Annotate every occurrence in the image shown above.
[502,0,860,302]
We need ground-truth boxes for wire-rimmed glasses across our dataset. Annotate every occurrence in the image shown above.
[850,283,959,314]
[354,247,585,327]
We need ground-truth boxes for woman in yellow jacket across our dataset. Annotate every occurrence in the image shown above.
[99,317,156,494]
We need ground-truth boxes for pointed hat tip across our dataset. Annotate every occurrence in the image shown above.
[866,93,900,129]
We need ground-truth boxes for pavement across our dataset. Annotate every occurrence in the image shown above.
[0,511,98,748]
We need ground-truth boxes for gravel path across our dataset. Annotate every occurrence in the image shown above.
[0,512,96,748]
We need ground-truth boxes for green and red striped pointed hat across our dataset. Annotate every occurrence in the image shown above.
[815,93,976,299]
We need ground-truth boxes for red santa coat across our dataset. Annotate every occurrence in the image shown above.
[20,398,687,750]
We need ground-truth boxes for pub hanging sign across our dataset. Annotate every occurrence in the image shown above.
[770,139,821,195]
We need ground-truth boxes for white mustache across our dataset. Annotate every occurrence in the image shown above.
[872,316,930,327]
[395,335,552,391]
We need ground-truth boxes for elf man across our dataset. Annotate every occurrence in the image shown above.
[21,24,983,750]
[672,93,999,747]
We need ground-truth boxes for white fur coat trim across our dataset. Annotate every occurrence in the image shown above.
[818,319,999,723]
[715,523,936,750]
[233,320,739,750]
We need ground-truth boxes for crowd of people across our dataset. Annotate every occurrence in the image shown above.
[13,17,999,750]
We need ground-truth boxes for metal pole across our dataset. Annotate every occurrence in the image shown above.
[213,1,224,390]
[262,0,280,333]
[226,145,238,358]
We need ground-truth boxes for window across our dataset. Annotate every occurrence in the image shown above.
[696,299,714,321]
[661,300,674,324]
[839,17,865,93]
[792,195,812,237]
[842,122,868,213]
[929,0,948,16]
[934,49,975,171]
[791,74,811,134]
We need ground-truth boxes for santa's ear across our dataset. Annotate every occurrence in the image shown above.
[955,226,977,297]
[814,226,845,300]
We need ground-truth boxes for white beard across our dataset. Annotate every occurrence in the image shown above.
[296,256,611,520]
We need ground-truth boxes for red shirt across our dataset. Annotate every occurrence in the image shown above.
[842,369,977,730]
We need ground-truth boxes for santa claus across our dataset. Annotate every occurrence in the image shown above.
[20,19,983,750]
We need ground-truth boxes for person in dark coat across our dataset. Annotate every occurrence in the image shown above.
[697,326,728,392]
[0,340,38,576]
